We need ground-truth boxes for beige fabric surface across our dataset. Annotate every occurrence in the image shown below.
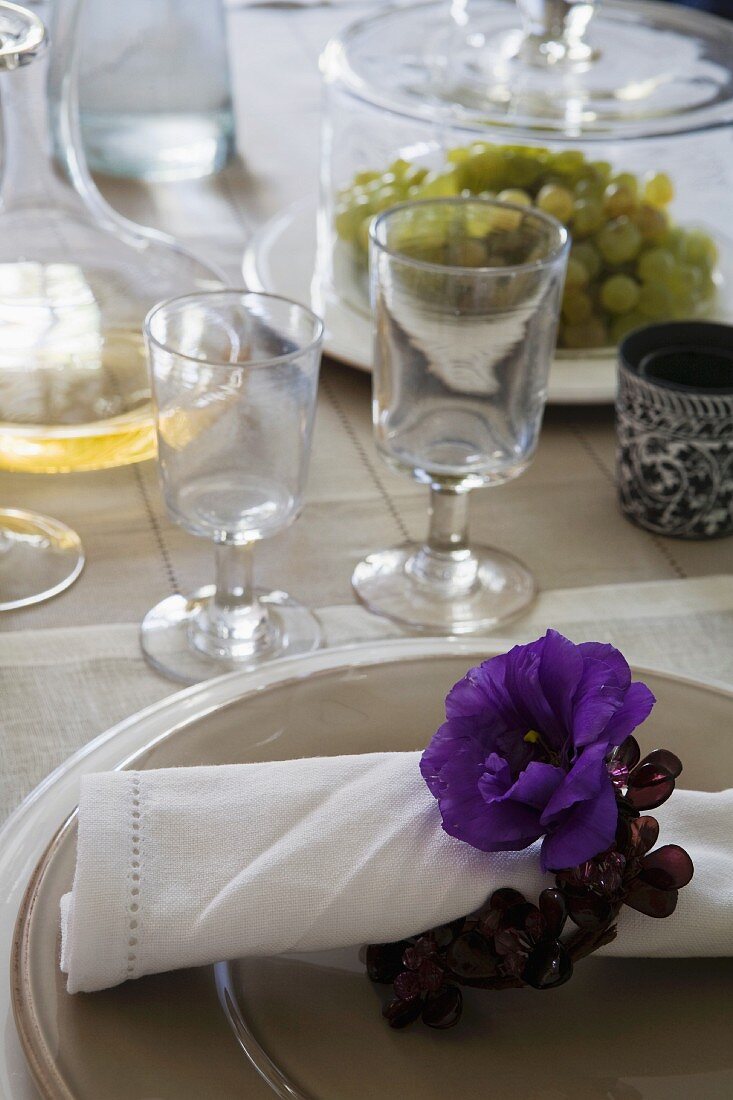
[9,364,731,634]
[3,576,731,823]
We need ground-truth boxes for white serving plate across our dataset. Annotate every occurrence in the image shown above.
[243,200,621,405]
[245,200,733,407]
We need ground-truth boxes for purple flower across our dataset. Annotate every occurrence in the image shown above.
[420,631,655,872]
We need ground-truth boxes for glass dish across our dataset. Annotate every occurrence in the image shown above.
[317,0,733,358]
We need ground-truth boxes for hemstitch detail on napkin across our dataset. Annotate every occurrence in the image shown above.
[126,772,143,978]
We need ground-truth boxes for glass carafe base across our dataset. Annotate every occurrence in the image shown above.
[0,410,155,472]
[0,323,155,472]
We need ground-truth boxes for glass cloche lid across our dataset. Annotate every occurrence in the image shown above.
[322,0,733,141]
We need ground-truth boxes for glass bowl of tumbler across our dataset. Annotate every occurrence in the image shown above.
[317,0,733,368]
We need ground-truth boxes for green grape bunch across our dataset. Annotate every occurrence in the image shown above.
[334,144,719,351]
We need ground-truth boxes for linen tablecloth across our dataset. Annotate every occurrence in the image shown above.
[3,1,732,814]
[3,575,731,822]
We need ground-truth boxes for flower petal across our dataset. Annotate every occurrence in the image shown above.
[444,666,497,719]
[420,717,487,797]
[571,661,627,748]
[540,775,618,871]
[601,681,656,747]
[492,761,566,812]
[465,761,565,852]
[540,742,609,824]
[537,629,585,736]
[576,642,632,690]
[445,653,519,725]
[570,645,651,749]
[440,796,543,851]
[476,753,513,801]
[504,638,567,745]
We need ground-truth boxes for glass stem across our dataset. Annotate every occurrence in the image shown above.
[406,486,479,595]
[515,0,598,64]
[190,541,276,661]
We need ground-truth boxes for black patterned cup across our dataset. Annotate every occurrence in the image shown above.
[616,322,733,539]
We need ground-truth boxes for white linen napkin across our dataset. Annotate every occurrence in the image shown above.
[60,753,733,994]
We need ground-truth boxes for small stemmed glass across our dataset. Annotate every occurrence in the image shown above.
[141,291,323,684]
[353,197,568,633]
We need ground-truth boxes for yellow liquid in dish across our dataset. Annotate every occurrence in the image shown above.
[0,327,156,473]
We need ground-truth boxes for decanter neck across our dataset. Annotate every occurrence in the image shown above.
[0,0,94,214]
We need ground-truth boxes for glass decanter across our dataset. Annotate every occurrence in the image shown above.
[0,1,224,473]
[0,5,82,608]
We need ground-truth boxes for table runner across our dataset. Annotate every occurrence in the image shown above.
[3,575,731,823]
[8,363,730,635]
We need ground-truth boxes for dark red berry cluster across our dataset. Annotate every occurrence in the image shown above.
[367,737,693,1030]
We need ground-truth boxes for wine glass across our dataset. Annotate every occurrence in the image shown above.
[141,290,324,685]
[352,197,568,633]
[0,508,83,611]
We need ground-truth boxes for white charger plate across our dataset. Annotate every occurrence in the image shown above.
[243,200,620,405]
[5,638,733,1099]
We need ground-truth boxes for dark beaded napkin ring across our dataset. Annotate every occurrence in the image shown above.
[367,736,692,1030]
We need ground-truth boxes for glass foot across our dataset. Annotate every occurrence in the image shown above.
[140,586,323,685]
[0,508,84,611]
[352,543,536,634]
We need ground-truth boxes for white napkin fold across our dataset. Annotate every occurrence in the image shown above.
[60,752,733,994]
